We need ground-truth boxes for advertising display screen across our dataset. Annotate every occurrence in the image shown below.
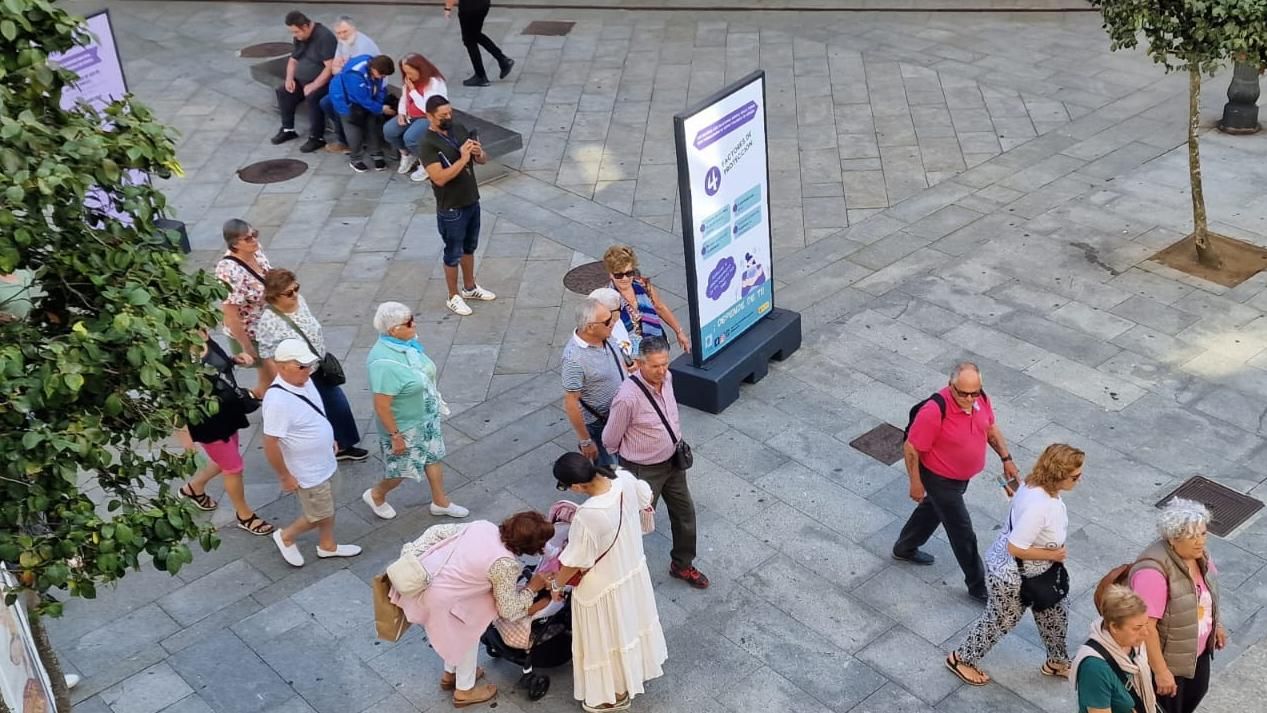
[52,10,128,111]
[1,568,56,713]
[674,71,773,365]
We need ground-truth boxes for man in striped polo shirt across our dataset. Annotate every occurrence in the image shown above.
[561,297,628,466]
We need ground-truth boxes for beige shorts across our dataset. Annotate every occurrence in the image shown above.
[296,480,335,523]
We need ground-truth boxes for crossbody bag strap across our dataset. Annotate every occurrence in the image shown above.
[593,492,624,567]
[1083,640,1147,713]
[267,305,319,356]
[219,255,266,283]
[631,376,678,444]
[268,383,327,419]
[603,339,626,381]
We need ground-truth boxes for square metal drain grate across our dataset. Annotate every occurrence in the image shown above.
[1156,476,1264,537]
[523,20,575,36]
[850,423,906,466]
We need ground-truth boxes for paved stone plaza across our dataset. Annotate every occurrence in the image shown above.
[52,1,1267,712]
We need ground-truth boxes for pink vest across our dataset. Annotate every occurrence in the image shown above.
[391,521,514,663]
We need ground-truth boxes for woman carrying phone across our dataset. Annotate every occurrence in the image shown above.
[945,443,1084,686]
[602,244,690,357]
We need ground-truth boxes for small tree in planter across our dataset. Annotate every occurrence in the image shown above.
[1089,0,1267,269]
[0,1,224,708]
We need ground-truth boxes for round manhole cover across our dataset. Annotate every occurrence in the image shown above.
[563,261,610,295]
[237,159,308,185]
[240,42,294,58]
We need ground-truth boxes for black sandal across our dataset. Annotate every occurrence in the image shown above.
[236,513,275,536]
[945,652,990,686]
[179,484,218,511]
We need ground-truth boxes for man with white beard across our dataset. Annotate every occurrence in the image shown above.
[332,16,381,72]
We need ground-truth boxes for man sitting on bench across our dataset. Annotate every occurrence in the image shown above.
[272,11,338,153]
[324,54,397,173]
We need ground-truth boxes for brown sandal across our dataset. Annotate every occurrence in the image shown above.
[946,652,990,686]
[180,484,218,511]
[1041,660,1071,678]
[236,513,275,536]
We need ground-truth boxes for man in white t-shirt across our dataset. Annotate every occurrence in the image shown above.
[263,339,361,566]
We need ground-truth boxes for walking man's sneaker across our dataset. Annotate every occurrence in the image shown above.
[337,446,370,462]
[446,295,473,316]
[459,285,496,301]
[271,128,299,145]
[462,75,491,87]
[498,57,515,79]
[669,562,710,589]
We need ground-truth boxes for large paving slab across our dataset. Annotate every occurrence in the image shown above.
[47,1,1267,712]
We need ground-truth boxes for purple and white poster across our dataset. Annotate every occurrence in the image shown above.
[675,72,773,363]
[52,10,128,112]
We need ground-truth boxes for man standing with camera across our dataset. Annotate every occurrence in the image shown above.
[417,95,496,316]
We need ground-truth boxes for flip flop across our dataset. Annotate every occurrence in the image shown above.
[1041,661,1071,678]
[945,652,990,686]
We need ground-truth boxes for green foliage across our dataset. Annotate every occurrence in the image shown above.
[1089,0,1267,74]
[0,0,225,613]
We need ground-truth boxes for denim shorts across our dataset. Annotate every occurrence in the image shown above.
[436,202,481,267]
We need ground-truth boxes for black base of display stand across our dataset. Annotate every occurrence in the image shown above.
[156,217,190,254]
[670,307,801,414]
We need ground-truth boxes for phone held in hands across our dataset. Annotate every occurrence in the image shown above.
[468,128,479,141]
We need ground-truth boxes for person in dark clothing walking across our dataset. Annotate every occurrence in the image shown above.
[443,0,515,87]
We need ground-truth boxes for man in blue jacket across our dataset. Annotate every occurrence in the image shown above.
[322,54,396,172]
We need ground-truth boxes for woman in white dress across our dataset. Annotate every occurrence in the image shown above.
[548,453,667,712]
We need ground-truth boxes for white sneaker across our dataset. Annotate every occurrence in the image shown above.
[430,502,470,518]
[459,285,496,301]
[397,154,418,175]
[317,544,363,558]
[64,674,81,690]
[362,488,397,520]
[446,295,473,316]
[273,530,304,567]
[410,165,430,183]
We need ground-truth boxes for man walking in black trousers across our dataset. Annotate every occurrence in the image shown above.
[443,0,515,87]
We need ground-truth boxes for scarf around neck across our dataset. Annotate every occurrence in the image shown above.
[1071,617,1158,713]
[380,334,425,356]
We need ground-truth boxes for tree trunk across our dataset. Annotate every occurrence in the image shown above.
[23,592,73,713]
[1189,66,1223,269]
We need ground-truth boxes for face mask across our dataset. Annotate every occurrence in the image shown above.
[438,119,453,132]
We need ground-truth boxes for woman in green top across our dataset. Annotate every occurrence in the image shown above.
[362,301,468,521]
[0,270,41,322]
[1073,584,1159,713]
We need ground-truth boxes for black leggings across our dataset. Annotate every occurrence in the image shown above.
[1156,648,1212,713]
[458,2,507,79]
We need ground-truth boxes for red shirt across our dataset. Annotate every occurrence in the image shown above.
[907,386,994,480]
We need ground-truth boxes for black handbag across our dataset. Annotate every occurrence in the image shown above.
[267,306,346,386]
[1010,513,1070,611]
[630,376,692,470]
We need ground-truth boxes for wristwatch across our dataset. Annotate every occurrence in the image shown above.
[1000,455,1013,462]
[578,438,593,448]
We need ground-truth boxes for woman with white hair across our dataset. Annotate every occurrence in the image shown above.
[1128,497,1227,713]
[362,301,467,520]
[587,287,634,359]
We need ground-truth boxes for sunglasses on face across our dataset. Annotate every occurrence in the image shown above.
[296,363,313,371]
[952,385,983,398]
[281,285,300,298]
[242,231,260,243]
[590,313,616,327]
[611,270,637,280]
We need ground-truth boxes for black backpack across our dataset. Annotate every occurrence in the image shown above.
[902,390,989,441]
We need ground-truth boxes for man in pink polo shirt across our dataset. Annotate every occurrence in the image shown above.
[892,362,1020,602]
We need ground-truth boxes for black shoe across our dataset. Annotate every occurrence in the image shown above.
[891,549,936,565]
[969,589,989,604]
[349,160,369,174]
[299,137,326,153]
[372,156,387,171]
[498,57,515,80]
[463,75,491,87]
[337,447,370,462]
[270,129,298,145]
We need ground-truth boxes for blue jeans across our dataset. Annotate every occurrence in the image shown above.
[587,421,616,466]
[312,374,360,450]
[436,202,481,267]
[383,117,429,155]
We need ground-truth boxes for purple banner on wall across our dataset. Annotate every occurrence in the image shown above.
[50,11,127,112]
[693,101,758,151]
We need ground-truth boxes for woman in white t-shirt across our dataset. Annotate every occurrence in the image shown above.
[383,53,448,175]
[946,443,1085,687]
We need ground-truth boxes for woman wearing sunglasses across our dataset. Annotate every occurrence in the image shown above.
[602,244,690,356]
[256,269,368,462]
[362,301,467,520]
[946,443,1084,687]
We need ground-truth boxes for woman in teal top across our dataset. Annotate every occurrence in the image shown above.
[0,270,41,322]
[1074,585,1159,713]
[362,301,468,522]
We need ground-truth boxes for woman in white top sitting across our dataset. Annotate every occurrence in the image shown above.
[547,453,667,713]
[382,53,448,176]
[945,443,1085,686]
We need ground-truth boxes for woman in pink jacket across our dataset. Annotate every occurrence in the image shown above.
[392,512,556,707]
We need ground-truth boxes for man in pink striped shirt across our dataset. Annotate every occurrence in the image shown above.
[602,336,708,589]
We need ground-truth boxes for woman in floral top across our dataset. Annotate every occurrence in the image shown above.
[214,219,272,396]
[256,269,368,462]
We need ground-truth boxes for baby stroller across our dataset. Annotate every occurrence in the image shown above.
[479,501,577,701]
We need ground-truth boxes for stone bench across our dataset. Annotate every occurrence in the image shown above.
[248,56,523,159]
